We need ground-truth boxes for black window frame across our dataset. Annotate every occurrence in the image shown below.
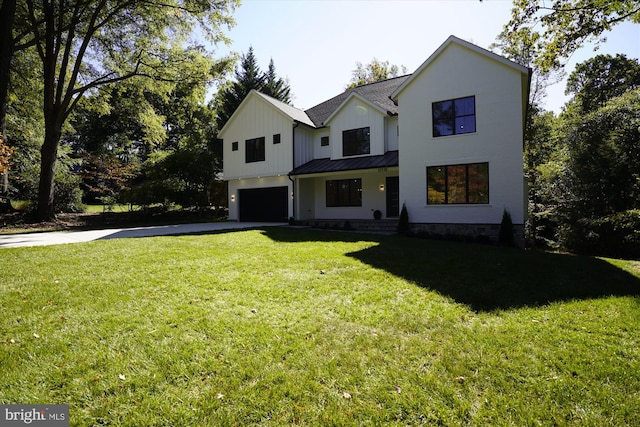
[321,136,329,147]
[231,141,238,151]
[342,127,370,157]
[426,162,489,205]
[273,134,281,144]
[245,137,265,163]
[326,178,362,207]
[432,96,476,137]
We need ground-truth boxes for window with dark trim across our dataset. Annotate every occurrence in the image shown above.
[245,137,265,163]
[342,127,370,156]
[427,162,489,204]
[432,96,476,137]
[326,178,362,207]
[321,136,329,146]
[231,141,238,151]
[273,134,281,144]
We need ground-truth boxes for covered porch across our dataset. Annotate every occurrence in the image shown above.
[289,151,400,222]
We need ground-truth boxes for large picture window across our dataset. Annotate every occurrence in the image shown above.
[245,137,265,163]
[427,163,489,204]
[342,127,370,156]
[432,96,476,137]
[326,179,362,207]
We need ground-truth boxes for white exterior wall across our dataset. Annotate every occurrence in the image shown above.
[397,43,525,225]
[386,116,399,152]
[314,130,331,160]
[227,176,293,221]
[327,97,386,160]
[222,95,294,180]
[299,168,398,220]
[294,125,315,168]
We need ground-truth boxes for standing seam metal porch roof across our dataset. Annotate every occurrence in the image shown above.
[290,151,399,176]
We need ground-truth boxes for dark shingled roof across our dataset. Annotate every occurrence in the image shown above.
[304,76,410,127]
[291,151,399,176]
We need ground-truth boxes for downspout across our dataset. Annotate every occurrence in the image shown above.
[288,121,299,222]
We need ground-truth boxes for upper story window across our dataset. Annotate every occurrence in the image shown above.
[273,134,281,144]
[321,136,329,147]
[432,96,476,137]
[427,162,489,204]
[231,141,238,151]
[342,127,370,156]
[245,137,265,163]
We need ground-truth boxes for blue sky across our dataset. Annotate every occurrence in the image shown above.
[215,0,640,113]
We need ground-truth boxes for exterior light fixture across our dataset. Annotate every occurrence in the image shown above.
[230,194,236,202]
[379,184,385,191]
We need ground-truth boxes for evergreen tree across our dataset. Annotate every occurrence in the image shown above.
[215,47,292,130]
[263,59,291,103]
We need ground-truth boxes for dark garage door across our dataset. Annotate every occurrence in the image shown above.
[239,186,288,222]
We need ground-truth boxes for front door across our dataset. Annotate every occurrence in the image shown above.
[386,176,399,218]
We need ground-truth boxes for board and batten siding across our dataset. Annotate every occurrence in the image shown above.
[397,41,526,225]
[293,125,315,168]
[222,96,294,181]
[326,96,386,160]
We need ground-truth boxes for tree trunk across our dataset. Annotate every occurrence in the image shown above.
[0,0,17,206]
[36,121,61,220]
[0,0,16,138]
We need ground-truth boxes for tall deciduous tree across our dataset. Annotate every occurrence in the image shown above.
[565,54,640,114]
[0,0,18,205]
[347,59,407,89]
[501,0,640,73]
[15,0,237,220]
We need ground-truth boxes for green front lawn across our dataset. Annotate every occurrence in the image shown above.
[1,228,638,426]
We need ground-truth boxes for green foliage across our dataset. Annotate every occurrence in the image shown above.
[556,90,640,255]
[347,58,408,88]
[566,54,640,114]
[71,46,226,209]
[5,0,238,219]
[14,146,83,213]
[561,89,640,218]
[499,209,515,247]
[561,210,640,258]
[214,47,292,130]
[502,0,640,73]
[397,203,410,233]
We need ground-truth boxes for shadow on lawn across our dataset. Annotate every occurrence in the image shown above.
[263,227,640,312]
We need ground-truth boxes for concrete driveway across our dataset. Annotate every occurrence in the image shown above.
[0,222,288,248]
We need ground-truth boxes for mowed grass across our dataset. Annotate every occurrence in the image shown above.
[1,227,639,426]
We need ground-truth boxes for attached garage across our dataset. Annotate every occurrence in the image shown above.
[238,186,288,222]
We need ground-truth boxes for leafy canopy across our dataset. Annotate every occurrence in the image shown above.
[501,0,640,72]
[347,59,408,89]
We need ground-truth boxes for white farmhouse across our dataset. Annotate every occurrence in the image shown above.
[219,35,530,244]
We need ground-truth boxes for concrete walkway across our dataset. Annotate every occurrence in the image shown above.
[0,222,288,248]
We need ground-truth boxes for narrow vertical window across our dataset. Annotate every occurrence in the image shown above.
[273,134,281,144]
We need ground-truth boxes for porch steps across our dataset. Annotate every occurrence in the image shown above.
[301,219,399,234]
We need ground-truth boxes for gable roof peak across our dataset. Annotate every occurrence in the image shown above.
[391,35,530,101]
